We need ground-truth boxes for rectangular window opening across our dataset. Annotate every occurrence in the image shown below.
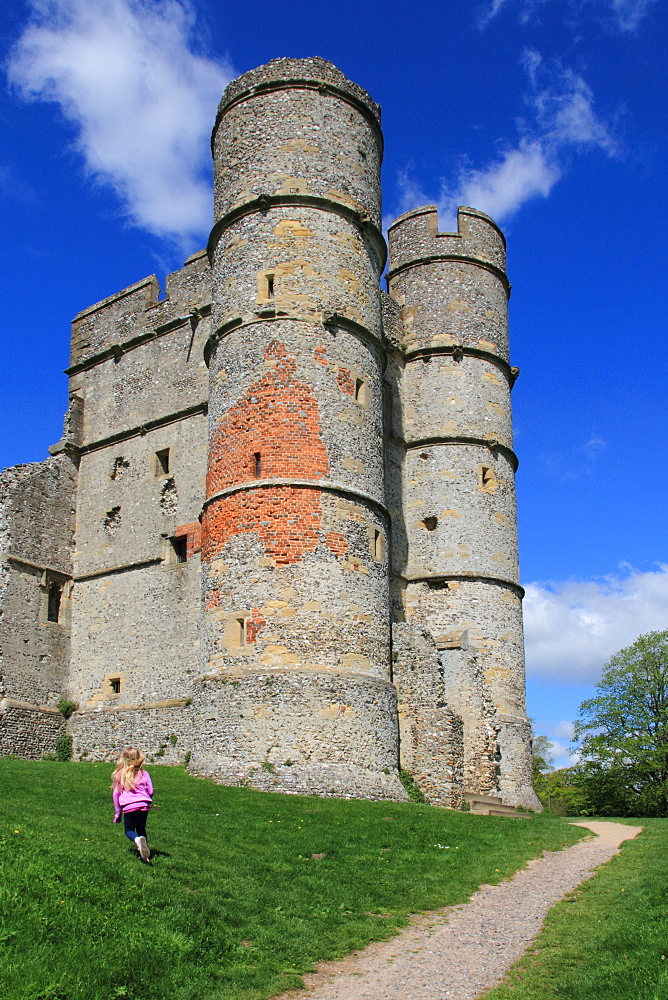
[373,529,383,560]
[110,677,122,695]
[254,452,262,477]
[481,466,496,489]
[236,617,246,646]
[266,274,274,299]
[354,378,366,403]
[155,448,170,475]
[47,581,62,623]
[170,536,188,563]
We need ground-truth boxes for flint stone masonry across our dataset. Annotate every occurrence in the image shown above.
[0,58,539,811]
[0,703,65,759]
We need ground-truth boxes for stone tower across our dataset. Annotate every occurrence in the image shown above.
[191,58,404,799]
[386,205,536,808]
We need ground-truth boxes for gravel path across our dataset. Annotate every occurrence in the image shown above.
[275,820,642,1000]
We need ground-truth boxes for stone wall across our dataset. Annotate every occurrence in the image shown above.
[65,252,211,743]
[190,670,406,800]
[0,703,65,759]
[392,623,463,807]
[70,701,193,764]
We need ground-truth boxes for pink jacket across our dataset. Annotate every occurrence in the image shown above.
[113,770,153,821]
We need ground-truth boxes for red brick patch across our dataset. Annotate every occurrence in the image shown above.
[202,485,324,566]
[203,340,332,569]
[207,340,329,495]
[246,608,266,643]
[337,366,355,396]
[325,530,348,557]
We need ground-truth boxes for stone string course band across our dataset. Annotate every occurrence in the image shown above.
[0,57,539,812]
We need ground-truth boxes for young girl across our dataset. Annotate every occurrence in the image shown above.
[112,747,153,862]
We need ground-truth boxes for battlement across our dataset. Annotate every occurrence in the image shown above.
[387,205,506,277]
[69,250,210,369]
[216,57,381,129]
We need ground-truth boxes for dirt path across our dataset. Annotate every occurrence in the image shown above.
[275,820,642,1000]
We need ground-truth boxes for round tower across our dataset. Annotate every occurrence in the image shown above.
[387,205,538,809]
[192,59,404,800]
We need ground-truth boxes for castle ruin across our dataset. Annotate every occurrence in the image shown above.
[0,58,539,810]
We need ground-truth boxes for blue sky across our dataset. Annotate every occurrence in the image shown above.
[1,0,666,767]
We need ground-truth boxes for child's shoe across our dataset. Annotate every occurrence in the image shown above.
[135,836,150,861]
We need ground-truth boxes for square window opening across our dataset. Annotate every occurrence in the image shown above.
[110,677,121,695]
[170,536,188,563]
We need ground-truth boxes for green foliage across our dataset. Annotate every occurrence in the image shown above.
[169,734,178,746]
[182,751,191,767]
[531,733,554,780]
[54,734,73,762]
[533,767,591,816]
[574,630,668,817]
[530,723,588,816]
[0,759,582,1000]
[483,820,668,1000]
[398,769,427,803]
[56,699,78,720]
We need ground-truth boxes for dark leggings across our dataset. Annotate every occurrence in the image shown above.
[123,809,148,844]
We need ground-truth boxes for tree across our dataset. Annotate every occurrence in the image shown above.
[531,732,554,781]
[574,630,668,817]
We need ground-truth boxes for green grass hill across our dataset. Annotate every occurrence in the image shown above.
[0,759,583,1000]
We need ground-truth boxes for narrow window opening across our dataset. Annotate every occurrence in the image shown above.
[373,529,384,560]
[266,274,275,299]
[47,581,62,623]
[354,378,366,404]
[170,536,188,563]
[422,516,438,531]
[235,617,246,646]
[254,452,262,477]
[155,448,170,475]
[481,466,497,490]
[110,677,121,695]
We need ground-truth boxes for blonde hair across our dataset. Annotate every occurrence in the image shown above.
[112,747,146,791]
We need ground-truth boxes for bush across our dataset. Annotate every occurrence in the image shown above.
[399,769,427,803]
[54,734,73,762]
[56,699,78,720]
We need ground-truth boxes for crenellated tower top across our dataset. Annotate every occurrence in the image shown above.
[388,205,507,288]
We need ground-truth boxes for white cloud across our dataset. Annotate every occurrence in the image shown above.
[440,140,559,227]
[523,565,668,684]
[610,0,657,30]
[480,0,657,31]
[7,0,233,244]
[437,52,616,227]
[479,0,547,27]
